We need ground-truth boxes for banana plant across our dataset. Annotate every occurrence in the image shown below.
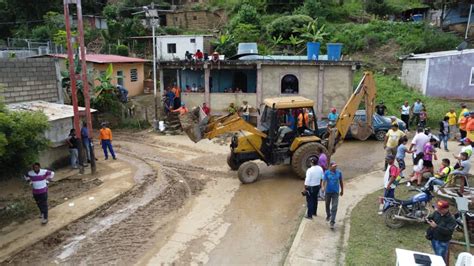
[282,34,304,55]
[296,20,329,43]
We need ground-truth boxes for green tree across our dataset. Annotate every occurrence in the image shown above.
[296,20,329,43]
[0,96,49,178]
[229,3,261,29]
[267,15,314,39]
[232,23,261,43]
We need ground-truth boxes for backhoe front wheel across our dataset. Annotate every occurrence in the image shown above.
[291,143,328,179]
[238,161,260,184]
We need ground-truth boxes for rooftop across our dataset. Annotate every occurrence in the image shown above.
[44,54,148,64]
[159,59,357,68]
[7,101,96,121]
[130,34,214,39]
[264,96,314,109]
[403,49,474,60]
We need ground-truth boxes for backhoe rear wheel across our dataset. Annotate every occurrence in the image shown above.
[238,161,260,184]
[227,154,240,171]
[291,142,328,179]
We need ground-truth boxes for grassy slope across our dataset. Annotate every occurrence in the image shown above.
[354,71,459,129]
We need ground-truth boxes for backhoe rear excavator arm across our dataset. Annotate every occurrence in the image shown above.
[327,71,376,154]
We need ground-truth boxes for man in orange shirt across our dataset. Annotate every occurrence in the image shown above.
[171,83,181,109]
[466,111,474,142]
[297,108,310,134]
[99,122,116,160]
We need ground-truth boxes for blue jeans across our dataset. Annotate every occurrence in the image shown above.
[82,138,91,161]
[101,139,116,159]
[383,188,395,210]
[431,239,449,261]
[243,114,250,122]
[439,134,448,150]
[69,148,78,168]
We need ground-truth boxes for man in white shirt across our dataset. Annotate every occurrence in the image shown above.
[400,101,411,131]
[409,127,430,163]
[303,157,324,219]
[240,101,252,122]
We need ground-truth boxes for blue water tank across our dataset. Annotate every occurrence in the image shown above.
[306,42,320,61]
[327,43,343,61]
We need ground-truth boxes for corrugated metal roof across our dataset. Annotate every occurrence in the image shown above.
[404,49,474,60]
[45,54,148,64]
[7,101,96,121]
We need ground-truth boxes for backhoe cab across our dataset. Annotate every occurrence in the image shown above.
[179,72,376,184]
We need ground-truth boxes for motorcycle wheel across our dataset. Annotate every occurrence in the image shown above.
[384,207,406,229]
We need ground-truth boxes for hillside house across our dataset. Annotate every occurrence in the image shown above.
[154,35,214,61]
[401,49,474,99]
[43,54,148,97]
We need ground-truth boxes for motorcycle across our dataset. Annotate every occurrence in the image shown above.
[382,185,435,229]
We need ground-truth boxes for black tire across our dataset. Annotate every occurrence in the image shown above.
[227,154,240,171]
[291,142,328,179]
[384,206,406,229]
[238,161,260,184]
[375,130,386,141]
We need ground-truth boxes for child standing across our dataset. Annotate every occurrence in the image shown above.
[408,153,424,186]
[439,116,450,151]
[395,136,413,178]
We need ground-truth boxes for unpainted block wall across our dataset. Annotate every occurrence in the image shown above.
[0,58,59,104]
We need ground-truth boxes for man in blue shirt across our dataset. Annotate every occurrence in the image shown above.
[81,121,91,163]
[328,108,339,127]
[322,161,344,229]
[411,98,424,127]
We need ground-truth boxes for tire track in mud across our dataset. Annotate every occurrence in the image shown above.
[5,136,232,265]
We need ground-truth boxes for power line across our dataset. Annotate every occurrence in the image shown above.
[0,19,44,25]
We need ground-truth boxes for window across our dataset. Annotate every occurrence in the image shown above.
[130,69,138,82]
[117,70,124,86]
[281,74,299,94]
[190,38,196,43]
[193,16,197,20]
[470,67,474,86]
[167,43,176,54]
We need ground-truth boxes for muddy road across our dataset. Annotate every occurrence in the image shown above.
[5,132,384,265]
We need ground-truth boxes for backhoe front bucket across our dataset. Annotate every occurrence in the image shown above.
[179,107,209,143]
[350,121,373,141]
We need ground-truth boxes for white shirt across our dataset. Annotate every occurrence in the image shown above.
[305,165,324,186]
[241,104,251,116]
[411,133,430,154]
[384,166,397,189]
[401,105,410,115]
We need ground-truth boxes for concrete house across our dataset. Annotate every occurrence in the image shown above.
[401,49,474,99]
[159,59,357,121]
[45,54,148,97]
[155,35,214,61]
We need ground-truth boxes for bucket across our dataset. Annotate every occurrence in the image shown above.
[412,14,423,22]
[158,121,165,132]
[306,42,320,61]
[327,43,343,61]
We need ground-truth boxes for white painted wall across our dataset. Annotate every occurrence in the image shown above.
[156,35,205,61]
[401,59,427,92]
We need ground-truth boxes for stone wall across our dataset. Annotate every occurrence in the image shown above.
[0,58,60,104]
[165,10,226,30]
[401,59,426,93]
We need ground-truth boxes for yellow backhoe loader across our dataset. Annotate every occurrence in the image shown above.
[179,72,377,183]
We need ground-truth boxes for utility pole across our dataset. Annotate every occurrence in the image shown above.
[465,4,473,40]
[63,0,96,174]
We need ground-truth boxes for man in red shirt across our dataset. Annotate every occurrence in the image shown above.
[195,49,204,60]
[202,103,210,116]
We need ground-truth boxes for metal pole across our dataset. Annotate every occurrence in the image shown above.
[461,212,471,252]
[76,0,96,174]
[152,24,158,121]
[465,4,473,40]
[63,0,84,174]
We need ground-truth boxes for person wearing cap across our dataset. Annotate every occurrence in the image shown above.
[426,200,456,262]
[384,123,405,170]
[303,157,324,220]
[445,108,457,140]
[322,161,343,229]
[459,112,469,141]
[458,103,469,124]
[99,122,116,160]
[380,154,400,214]
[466,111,474,142]
[375,101,387,116]
[327,108,339,126]
[411,98,424,127]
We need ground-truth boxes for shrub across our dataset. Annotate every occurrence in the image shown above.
[116,44,129,56]
[163,27,183,35]
[0,98,49,179]
[229,4,260,29]
[267,15,314,39]
[232,23,261,43]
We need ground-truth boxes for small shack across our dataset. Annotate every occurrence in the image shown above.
[42,54,148,97]
[7,101,96,168]
[401,49,474,99]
